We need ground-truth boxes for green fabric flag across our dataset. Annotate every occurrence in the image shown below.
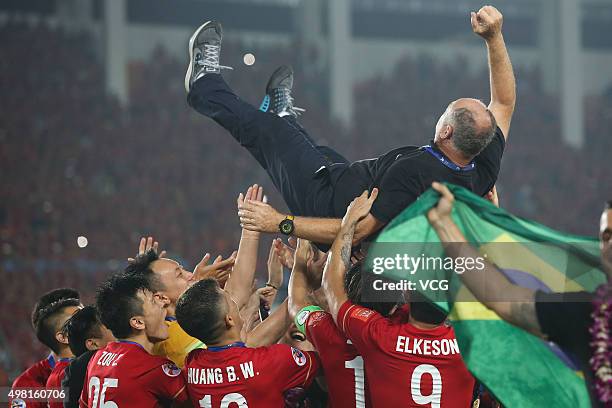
[370,184,605,407]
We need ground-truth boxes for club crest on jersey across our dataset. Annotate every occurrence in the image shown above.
[297,310,310,326]
[352,307,375,322]
[291,347,307,367]
[162,362,182,377]
[11,399,26,408]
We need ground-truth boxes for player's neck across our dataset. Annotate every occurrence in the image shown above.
[206,331,242,348]
[166,303,176,318]
[408,316,441,330]
[56,346,74,359]
[436,142,471,167]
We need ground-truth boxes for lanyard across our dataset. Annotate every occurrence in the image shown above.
[423,145,475,172]
[207,342,246,352]
[165,316,177,322]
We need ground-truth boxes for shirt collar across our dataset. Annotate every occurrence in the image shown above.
[207,342,246,352]
[423,143,475,172]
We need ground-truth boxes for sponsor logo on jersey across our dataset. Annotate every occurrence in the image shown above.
[308,311,326,327]
[297,310,310,326]
[11,399,26,408]
[162,362,182,377]
[352,307,375,322]
[291,347,307,367]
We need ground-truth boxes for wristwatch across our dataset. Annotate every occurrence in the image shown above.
[278,215,295,235]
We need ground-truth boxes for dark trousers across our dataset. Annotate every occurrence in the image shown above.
[188,74,348,217]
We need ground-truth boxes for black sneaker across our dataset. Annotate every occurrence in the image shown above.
[184,20,233,93]
[259,65,304,117]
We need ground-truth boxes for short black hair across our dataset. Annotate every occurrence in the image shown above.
[96,273,152,339]
[345,262,398,316]
[176,278,227,344]
[408,292,449,325]
[450,107,497,157]
[124,249,164,292]
[35,298,81,354]
[63,305,105,357]
[31,288,80,328]
[605,201,612,210]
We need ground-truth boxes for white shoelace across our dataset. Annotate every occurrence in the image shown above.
[280,89,305,115]
[198,44,233,71]
[287,98,305,116]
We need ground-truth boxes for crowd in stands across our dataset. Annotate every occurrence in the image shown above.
[1,20,610,377]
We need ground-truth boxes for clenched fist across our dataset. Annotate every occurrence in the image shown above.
[471,5,503,41]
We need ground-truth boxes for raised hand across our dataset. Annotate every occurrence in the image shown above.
[471,5,503,41]
[256,286,278,311]
[237,183,264,207]
[128,236,166,262]
[341,188,378,227]
[427,182,455,225]
[485,185,499,207]
[238,184,282,233]
[192,251,236,284]
[266,241,284,290]
[350,248,366,265]
[294,238,313,266]
[273,238,296,269]
[306,247,328,290]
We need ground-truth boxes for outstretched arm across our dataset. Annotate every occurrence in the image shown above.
[322,189,379,323]
[225,184,263,309]
[288,239,316,319]
[427,182,543,337]
[238,200,384,245]
[245,299,291,347]
[472,5,515,138]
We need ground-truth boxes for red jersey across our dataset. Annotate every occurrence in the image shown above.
[9,355,55,408]
[46,358,71,408]
[338,301,475,408]
[184,342,319,408]
[299,307,370,408]
[79,341,188,408]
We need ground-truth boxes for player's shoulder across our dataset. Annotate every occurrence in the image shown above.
[133,352,184,380]
[341,301,382,324]
[12,360,50,388]
[386,150,427,174]
[258,344,304,361]
[262,344,312,370]
[297,306,332,329]
[303,309,347,344]
[143,351,181,370]
[403,320,455,339]
[45,362,67,387]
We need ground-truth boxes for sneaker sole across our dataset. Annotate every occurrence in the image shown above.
[185,20,212,93]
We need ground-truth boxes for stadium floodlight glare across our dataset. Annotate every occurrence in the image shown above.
[77,236,88,248]
[243,53,255,66]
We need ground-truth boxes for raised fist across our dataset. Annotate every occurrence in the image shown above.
[471,5,503,40]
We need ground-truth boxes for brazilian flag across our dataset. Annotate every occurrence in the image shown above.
[368,184,605,407]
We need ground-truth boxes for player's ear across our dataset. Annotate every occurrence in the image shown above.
[441,124,453,140]
[154,292,171,307]
[56,330,69,345]
[224,314,235,329]
[85,337,98,351]
[129,315,146,331]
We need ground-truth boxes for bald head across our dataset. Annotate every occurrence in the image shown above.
[435,98,497,158]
